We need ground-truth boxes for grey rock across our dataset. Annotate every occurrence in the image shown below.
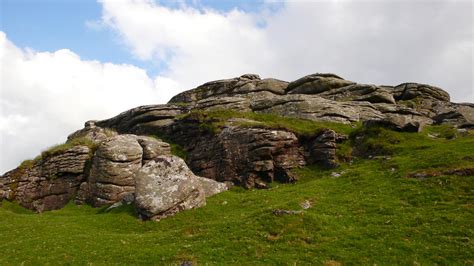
[286,73,355,94]
[318,84,396,104]
[394,83,450,102]
[169,74,287,105]
[88,135,143,206]
[134,156,207,221]
[68,120,118,143]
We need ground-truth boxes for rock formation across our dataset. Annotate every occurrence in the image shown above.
[1,72,472,219]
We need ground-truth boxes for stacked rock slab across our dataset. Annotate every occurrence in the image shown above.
[0,146,90,212]
[186,126,306,188]
[0,123,228,217]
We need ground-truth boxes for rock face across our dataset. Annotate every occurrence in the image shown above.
[1,72,472,218]
[0,146,90,212]
[186,126,305,188]
[135,155,227,221]
[88,135,144,206]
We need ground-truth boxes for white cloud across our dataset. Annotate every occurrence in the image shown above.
[1,0,472,173]
[100,0,473,102]
[0,32,179,173]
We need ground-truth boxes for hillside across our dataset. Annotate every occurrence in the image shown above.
[0,73,473,264]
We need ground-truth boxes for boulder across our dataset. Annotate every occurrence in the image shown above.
[168,74,287,105]
[88,135,143,206]
[363,114,425,132]
[286,73,355,94]
[68,120,117,143]
[134,155,227,221]
[318,84,396,104]
[394,83,450,102]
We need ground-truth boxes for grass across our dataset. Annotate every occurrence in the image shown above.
[15,137,98,173]
[0,126,473,264]
[149,135,188,160]
[41,137,98,159]
[179,109,356,136]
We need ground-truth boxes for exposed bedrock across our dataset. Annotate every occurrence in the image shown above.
[1,72,473,216]
[0,146,90,212]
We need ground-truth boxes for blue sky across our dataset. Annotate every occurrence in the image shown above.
[0,0,472,174]
[0,0,275,76]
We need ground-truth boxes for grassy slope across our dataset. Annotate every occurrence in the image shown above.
[0,125,473,264]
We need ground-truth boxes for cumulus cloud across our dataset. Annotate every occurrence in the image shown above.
[1,0,472,173]
[0,32,180,173]
[100,0,473,101]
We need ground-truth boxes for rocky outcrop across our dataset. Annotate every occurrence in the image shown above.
[286,73,355,94]
[186,126,306,188]
[169,74,288,104]
[0,146,91,212]
[1,72,472,218]
[134,155,227,221]
[393,83,450,102]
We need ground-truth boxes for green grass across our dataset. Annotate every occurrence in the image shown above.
[149,135,188,160]
[41,137,98,159]
[1,127,473,264]
[180,109,356,136]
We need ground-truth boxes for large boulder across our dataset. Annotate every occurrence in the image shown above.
[88,135,143,206]
[168,74,288,105]
[134,155,227,221]
[394,83,450,102]
[286,73,355,94]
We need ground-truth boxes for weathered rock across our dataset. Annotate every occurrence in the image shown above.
[4,72,471,218]
[136,136,172,162]
[68,120,118,143]
[96,105,187,135]
[251,94,384,123]
[364,114,426,132]
[432,103,474,127]
[318,84,396,104]
[394,83,450,102]
[88,135,143,206]
[286,73,355,94]
[186,126,305,188]
[0,146,90,212]
[169,74,288,105]
[195,176,228,197]
[134,156,213,221]
[304,129,339,167]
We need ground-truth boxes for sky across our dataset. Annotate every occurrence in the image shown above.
[0,0,473,174]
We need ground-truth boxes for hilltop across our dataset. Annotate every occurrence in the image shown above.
[0,73,473,264]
